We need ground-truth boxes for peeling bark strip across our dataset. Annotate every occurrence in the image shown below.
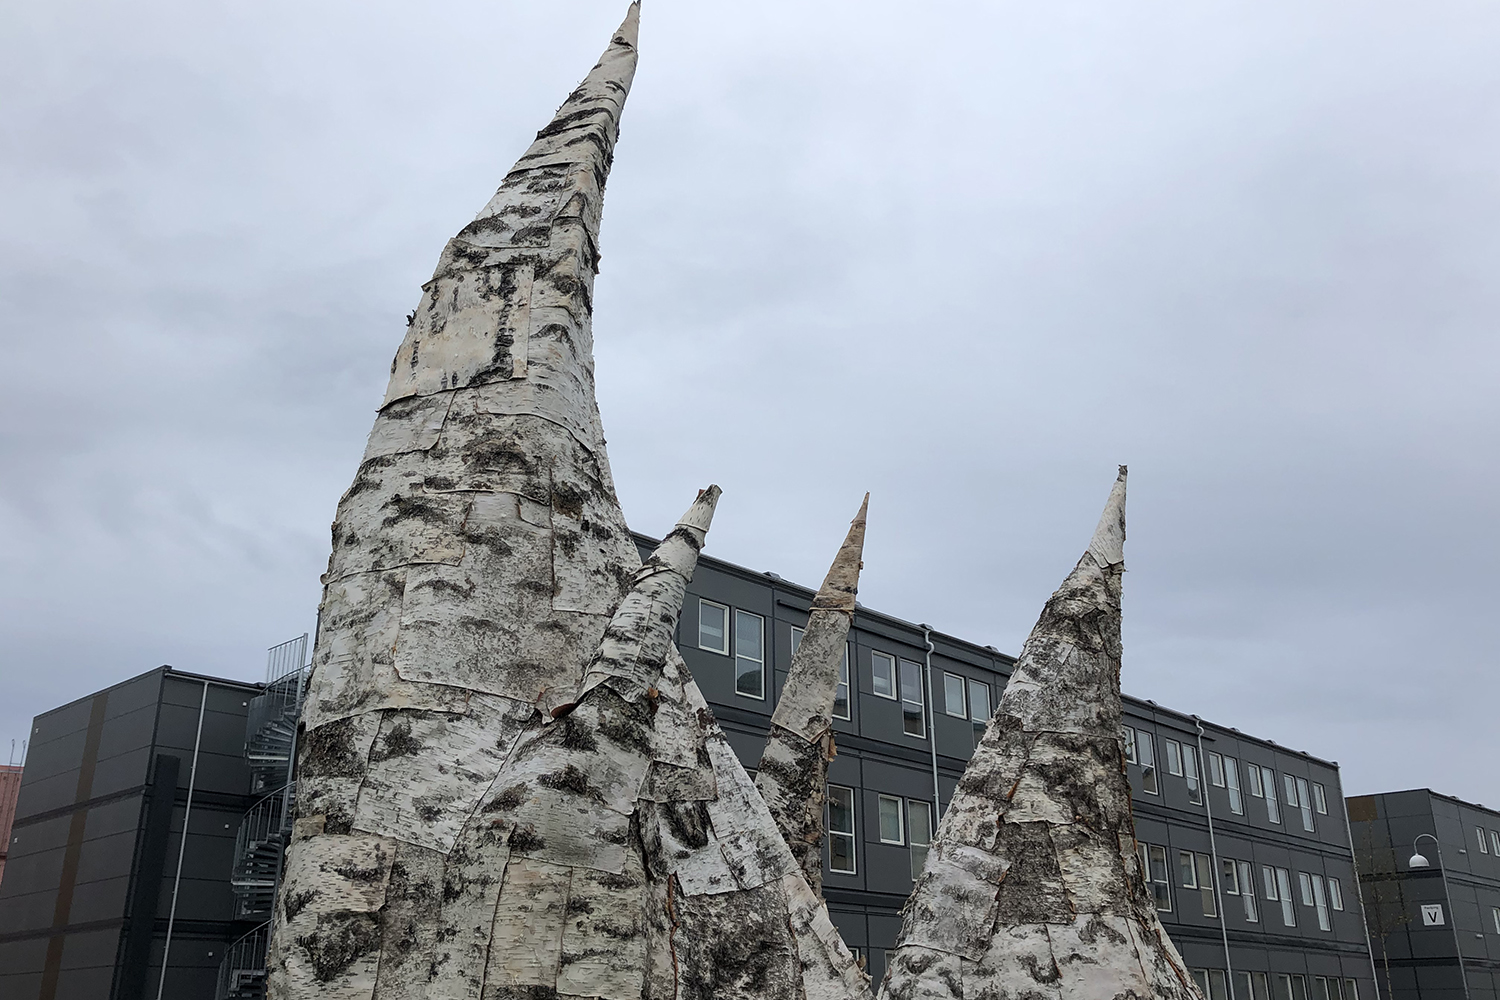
[879,469,1205,1000]
[755,494,868,893]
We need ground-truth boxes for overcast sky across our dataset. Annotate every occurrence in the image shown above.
[3,1,1496,805]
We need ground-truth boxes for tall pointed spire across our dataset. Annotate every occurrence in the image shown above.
[270,9,651,997]
[879,468,1203,1000]
[755,494,869,893]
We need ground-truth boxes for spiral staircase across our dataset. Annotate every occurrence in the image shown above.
[217,635,307,1000]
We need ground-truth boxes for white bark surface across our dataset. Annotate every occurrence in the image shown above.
[755,494,867,893]
[878,468,1205,1000]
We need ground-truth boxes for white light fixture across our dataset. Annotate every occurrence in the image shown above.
[1408,852,1430,869]
[1410,832,1438,870]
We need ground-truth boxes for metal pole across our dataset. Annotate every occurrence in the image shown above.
[157,678,209,1000]
[1194,717,1235,1000]
[920,626,941,817]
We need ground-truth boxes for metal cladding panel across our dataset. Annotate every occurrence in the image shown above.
[87,747,151,800]
[14,730,88,786]
[1,844,67,898]
[94,704,158,763]
[72,829,140,886]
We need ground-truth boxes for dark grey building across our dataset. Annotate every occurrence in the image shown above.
[1347,789,1500,1000]
[661,534,1379,1000]
[0,666,263,1000]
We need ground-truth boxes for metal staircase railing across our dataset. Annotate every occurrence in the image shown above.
[218,634,308,1000]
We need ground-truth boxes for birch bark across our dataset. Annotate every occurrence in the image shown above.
[755,494,868,894]
[877,468,1206,1000]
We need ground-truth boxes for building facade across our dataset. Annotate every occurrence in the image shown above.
[0,666,264,1000]
[1347,789,1500,1000]
[661,535,1379,1000]
[1,763,23,887]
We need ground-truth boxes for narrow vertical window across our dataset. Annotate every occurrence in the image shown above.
[1478,827,1490,854]
[1122,725,1137,764]
[1246,763,1264,798]
[1273,975,1293,1000]
[1490,829,1500,855]
[1291,975,1309,1000]
[1180,851,1198,890]
[943,672,967,717]
[1184,746,1203,805]
[1276,868,1296,927]
[1311,781,1328,814]
[899,659,925,738]
[1165,739,1184,776]
[827,785,856,874]
[877,795,905,844]
[908,799,932,879]
[1344,981,1359,1000]
[871,652,896,699]
[1225,757,1244,815]
[1253,972,1272,1000]
[1221,859,1239,897]
[968,679,991,745]
[1208,752,1226,787]
[1138,732,1159,795]
[734,609,765,699]
[698,599,729,654]
[1238,861,1258,922]
[1196,853,1217,916]
[1491,906,1500,934]
[1311,874,1331,930]
[1208,970,1229,1000]
[1295,777,1315,831]
[1327,877,1344,911]
[1146,845,1172,911]
[1263,769,1281,824]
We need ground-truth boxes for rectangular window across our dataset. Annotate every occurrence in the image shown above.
[1221,858,1238,896]
[1122,725,1137,764]
[1491,906,1500,934]
[1225,757,1244,815]
[878,794,905,844]
[1141,843,1172,912]
[1310,874,1331,931]
[1238,861,1258,922]
[793,628,851,720]
[908,799,933,879]
[1184,745,1203,805]
[1298,871,1314,906]
[1296,777,1315,832]
[1273,975,1293,1000]
[1246,763,1264,798]
[1491,829,1500,855]
[1277,868,1296,927]
[968,679,991,744]
[734,609,765,699]
[1479,827,1490,854]
[1138,732,1159,795]
[871,652,896,699]
[1208,751,1226,787]
[1180,851,1198,889]
[1328,877,1344,911]
[1196,853,1217,916]
[827,785,856,874]
[1284,773,1299,807]
[1344,981,1359,1000]
[698,599,729,654]
[1291,974,1309,1000]
[899,659,925,737]
[1314,978,1334,1000]
[1241,971,1272,1000]
[1311,781,1328,814]
[1263,769,1281,824]
[1207,970,1229,1000]
[943,672,967,717]
[1165,739,1184,776]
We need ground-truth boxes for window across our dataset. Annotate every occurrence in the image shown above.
[1138,732,1159,795]
[878,795,905,844]
[1311,782,1328,814]
[1294,776,1315,832]
[1208,752,1226,787]
[698,599,729,654]
[1122,725,1137,764]
[1140,843,1172,911]
[1479,827,1490,854]
[871,652,896,699]
[1183,745,1203,805]
[899,659,925,738]
[734,610,765,699]
[1225,757,1244,815]
[1328,877,1344,911]
[1314,977,1341,1000]
[1291,975,1309,1000]
[1247,763,1264,798]
[943,673,966,717]
[1345,981,1359,1000]
[792,628,850,720]
[1254,766,1281,824]
[827,785,856,874]
[1309,874,1332,931]
[1191,969,1228,1000]
[1264,865,1296,927]
[1491,906,1500,934]
[1165,739,1184,776]
[1491,829,1500,855]
[1236,971,1272,1000]
[1273,974,1293,1000]
[968,679,991,744]
[1179,851,1216,916]
[1237,860,1258,922]
[909,799,933,879]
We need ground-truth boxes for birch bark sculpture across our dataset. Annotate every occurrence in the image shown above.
[755,494,867,894]
[878,467,1204,1000]
[269,7,866,998]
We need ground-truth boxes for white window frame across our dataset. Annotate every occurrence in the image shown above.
[1311,781,1328,814]
[1246,762,1264,798]
[1225,757,1244,816]
[1141,843,1172,912]
[1310,874,1331,931]
[1208,751,1226,787]
[1478,827,1490,854]
[1122,725,1138,764]
[1295,776,1315,832]
[871,651,897,700]
[827,784,856,875]
[1491,906,1500,934]
[908,798,933,879]
[877,794,905,845]
[1238,860,1258,922]
[733,609,766,700]
[1276,868,1296,927]
[1165,738,1184,777]
[942,672,967,718]
[968,678,991,743]
[1184,745,1203,805]
[698,599,730,655]
[1491,829,1500,856]
[1138,731,1159,795]
[1327,876,1344,911]
[898,658,925,739]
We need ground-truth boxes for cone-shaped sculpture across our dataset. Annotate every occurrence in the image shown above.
[879,468,1204,1000]
[755,494,868,893]
[269,8,650,996]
